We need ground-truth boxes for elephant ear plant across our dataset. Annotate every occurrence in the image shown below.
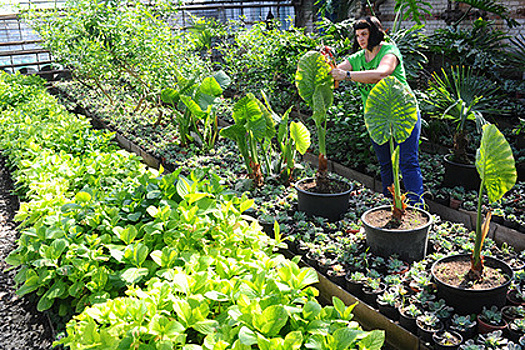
[295,50,334,190]
[364,75,419,220]
[470,123,516,279]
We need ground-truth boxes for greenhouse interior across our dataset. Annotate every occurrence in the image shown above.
[0,0,524,349]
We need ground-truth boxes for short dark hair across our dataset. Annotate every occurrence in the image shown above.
[353,16,385,52]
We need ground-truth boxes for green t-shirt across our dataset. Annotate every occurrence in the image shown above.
[347,42,409,104]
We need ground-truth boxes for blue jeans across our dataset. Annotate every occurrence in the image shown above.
[371,114,424,205]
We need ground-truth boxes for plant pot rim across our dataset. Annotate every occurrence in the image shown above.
[444,154,476,168]
[294,177,353,197]
[431,254,514,292]
[361,205,434,233]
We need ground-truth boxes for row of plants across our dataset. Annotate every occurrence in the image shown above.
[0,72,385,348]
[46,46,525,349]
[30,0,525,229]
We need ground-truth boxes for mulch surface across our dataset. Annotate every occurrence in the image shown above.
[365,208,429,230]
[0,155,55,350]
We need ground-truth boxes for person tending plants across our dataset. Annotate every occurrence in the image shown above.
[331,16,424,205]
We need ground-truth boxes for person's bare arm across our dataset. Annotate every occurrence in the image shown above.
[331,54,399,83]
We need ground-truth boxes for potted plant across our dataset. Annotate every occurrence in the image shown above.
[459,339,486,350]
[398,303,423,333]
[416,311,444,343]
[294,51,353,221]
[345,270,366,299]
[432,124,517,315]
[426,66,498,190]
[502,305,525,323]
[433,330,463,350]
[476,330,508,349]
[360,76,433,263]
[450,314,477,340]
[508,318,525,343]
[507,285,525,306]
[377,288,401,320]
[477,306,508,335]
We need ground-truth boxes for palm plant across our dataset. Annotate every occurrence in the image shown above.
[426,66,500,164]
[364,76,418,220]
[509,35,525,72]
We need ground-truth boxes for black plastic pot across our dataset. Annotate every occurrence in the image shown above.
[295,177,353,222]
[442,154,481,191]
[361,205,433,263]
[431,254,514,315]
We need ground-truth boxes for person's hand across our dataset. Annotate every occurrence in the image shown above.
[330,68,347,81]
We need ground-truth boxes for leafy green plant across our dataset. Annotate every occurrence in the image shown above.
[469,124,516,279]
[161,70,230,150]
[394,0,432,25]
[479,306,505,326]
[295,50,334,189]
[221,92,310,186]
[364,75,419,220]
[450,314,476,332]
[426,66,499,164]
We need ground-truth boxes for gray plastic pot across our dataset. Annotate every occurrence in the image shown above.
[295,177,353,222]
[362,205,433,263]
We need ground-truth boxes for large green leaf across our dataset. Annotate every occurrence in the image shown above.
[213,70,231,90]
[180,95,204,118]
[295,51,333,109]
[160,88,179,106]
[220,124,246,142]
[290,121,311,155]
[232,94,261,125]
[364,76,418,145]
[476,124,516,203]
[200,77,222,97]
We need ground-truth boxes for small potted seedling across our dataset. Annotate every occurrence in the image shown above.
[416,311,444,343]
[433,329,463,350]
[476,330,509,349]
[432,124,516,315]
[509,318,525,343]
[477,305,508,334]
[398,303,423,333]
[450,314,477,340]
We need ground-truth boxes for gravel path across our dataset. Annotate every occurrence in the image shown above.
[0,155,55,349]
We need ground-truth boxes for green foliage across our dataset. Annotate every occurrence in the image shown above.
[220,92,310,186]
[394,0,432,25]
[428,19,511,72]
[218,21,319,113]
[388,25,428,83]
[425,66,500,163]
[454,0,518,28]
[162,70,230,150]
[24,0,211,115]
[296,51,334,159]
[472,124,516,271]
[364,76,418,215]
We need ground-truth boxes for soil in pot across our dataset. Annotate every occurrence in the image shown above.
[364,208,429,230]
[296,177,351,194]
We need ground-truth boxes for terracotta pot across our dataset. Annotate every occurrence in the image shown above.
[502,305,525,323]
[476,314,508,335]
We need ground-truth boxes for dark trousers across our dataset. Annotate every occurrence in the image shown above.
[371,114,424,205]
